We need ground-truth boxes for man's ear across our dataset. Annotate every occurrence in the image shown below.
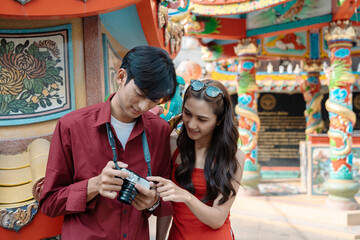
[117,68,127,86]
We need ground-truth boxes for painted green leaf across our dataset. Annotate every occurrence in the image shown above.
[40,100,46,108]
[54,75,63,84]
[3,94,12,103]
[27,43,39,56]
[47,67,60,76]
[9,99,27,109]
[30,102,39,110]
[24,79,33,90]
[36,51,51,61]
[33,81,44,94]
[21,106,35,114]
[15,40,29,54]
[19,91,31,100]
[45,98,52,107]
[6,42,14,53]
[0,46,6,56]
[1,38,6,47]
[46,60,57,68]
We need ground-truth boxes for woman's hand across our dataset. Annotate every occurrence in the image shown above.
[147,176,191,203]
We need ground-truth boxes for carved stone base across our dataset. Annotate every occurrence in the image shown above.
[324,179,360,210]
[325,197,359,210]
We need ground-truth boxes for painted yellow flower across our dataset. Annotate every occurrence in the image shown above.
[31,95,39,103]
[0,52,46,79]
[51,83,59,89]
[0,68,25,96]
[13,53,46,79]
[42,89,49,97]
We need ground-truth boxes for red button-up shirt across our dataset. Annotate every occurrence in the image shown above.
[40,97,173,240]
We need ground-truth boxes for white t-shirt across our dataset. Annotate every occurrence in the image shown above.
[111,115,136,149]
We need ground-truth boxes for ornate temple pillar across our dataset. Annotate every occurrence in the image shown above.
[300,59,324,139]
[324,20,359,210]
[234,38,261,196]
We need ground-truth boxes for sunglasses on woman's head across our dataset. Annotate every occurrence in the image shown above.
[190,80,224,98]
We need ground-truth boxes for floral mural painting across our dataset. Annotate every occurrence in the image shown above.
[102,34,122,96]
[0,24,74,126]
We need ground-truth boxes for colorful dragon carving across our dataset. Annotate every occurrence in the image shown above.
[300,72,324,136]
[326,59,356,180]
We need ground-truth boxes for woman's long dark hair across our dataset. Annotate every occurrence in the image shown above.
[175,79,240,205]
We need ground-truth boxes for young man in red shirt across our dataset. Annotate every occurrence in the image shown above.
[40,46,176,240]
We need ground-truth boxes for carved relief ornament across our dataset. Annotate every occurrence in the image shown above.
[324,20,356,43]
[303,59,323,73]
[0,203,38,231]
[234,38,259,56]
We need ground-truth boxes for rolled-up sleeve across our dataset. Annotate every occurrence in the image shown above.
[39,119,97,217]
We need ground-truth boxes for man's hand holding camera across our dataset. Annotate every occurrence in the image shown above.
[132,182,159,210]
[87,161,129,201]
[87,161,159,211]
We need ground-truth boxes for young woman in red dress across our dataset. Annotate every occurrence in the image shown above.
[148,79,245,240]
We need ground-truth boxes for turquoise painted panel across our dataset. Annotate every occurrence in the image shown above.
[247,14,332,37]
[247,0,331,30]
[0,24,75,126]
[310,33,319,59]
[350,13,360,21]
[261,170,300,179]
[100,5,148,49]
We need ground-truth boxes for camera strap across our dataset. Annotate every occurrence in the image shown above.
[106,122,152,176]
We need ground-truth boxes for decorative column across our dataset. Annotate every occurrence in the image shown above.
[234,38,261,196]
[300,59,324,139]
[324,20,359,210]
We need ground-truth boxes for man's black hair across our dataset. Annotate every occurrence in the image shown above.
[120,46,177,102]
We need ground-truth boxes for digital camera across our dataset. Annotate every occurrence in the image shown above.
[117,168,150,205]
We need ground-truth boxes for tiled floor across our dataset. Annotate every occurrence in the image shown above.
[231,217,344,240]
[149,215,345,240]
[148,183,360,239]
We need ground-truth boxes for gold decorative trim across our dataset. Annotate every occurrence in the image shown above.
[328,42,353,49]
[0,202,38,231]
[32,177,45,202]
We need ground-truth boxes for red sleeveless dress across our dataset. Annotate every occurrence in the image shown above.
[168,148,234,240]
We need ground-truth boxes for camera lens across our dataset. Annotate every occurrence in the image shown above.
[118,180,138,205]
